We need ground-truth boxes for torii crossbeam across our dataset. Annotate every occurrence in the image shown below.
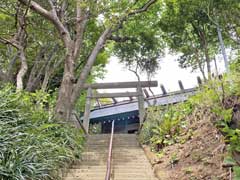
[83,81,158,133]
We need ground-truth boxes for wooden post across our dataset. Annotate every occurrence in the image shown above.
[160,84,167,95]
[137,85,145,126]
[178,80,184,91]
[83,88,92,134]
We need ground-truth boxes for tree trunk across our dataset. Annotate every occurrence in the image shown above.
[71,28,112,104]
[217,25,229,72]
[195,48,207,81]
[204,46,211,79]
[41,68,50,92]
[55,76,74,121]
[16,48,28,90]
[26,46,48,91]
[55,28,111,121]
[198,63,207,81]
[201,30,211,79]
[55,45,75,121]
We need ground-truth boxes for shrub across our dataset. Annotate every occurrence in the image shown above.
[0,85,85,180]
[139,102,193,151]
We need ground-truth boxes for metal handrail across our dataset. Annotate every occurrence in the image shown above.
[105,120,115,180]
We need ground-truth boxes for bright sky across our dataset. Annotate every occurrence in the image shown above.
[96,52,226,95]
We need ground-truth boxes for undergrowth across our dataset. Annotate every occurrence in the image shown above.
[0,85,85,180]
[140,59,240,179]
[139,102,193,151]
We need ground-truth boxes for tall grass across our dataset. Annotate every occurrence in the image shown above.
[0,85,85,180]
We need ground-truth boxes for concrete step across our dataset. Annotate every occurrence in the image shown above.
[63,134,157,180]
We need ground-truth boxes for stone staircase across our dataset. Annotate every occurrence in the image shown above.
[63,134,156,180]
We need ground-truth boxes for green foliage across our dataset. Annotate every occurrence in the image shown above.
[0,85,85,180]
[113,1,163,75]
[138,107,160,145]
[229,57,240,96]
[233,166,240,180]
[140,60,240,174]
[222,126,240,153]
[158,0,239,77]
[139,102,193,151]
[188,63,240,177]
[89,123,102,134]
[169,152,179,166]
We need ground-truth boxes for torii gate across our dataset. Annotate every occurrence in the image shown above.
[82,81,158,133]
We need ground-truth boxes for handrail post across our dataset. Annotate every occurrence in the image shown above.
[105,120,115,180]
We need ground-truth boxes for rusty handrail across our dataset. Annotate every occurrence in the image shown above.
[105,120,115,180]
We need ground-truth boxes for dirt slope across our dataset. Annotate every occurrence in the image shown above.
[143,110,231,180]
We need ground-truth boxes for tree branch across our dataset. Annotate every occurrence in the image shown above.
[18,0,52,20]
[128,0,157,16]
[18,0,72,46]
[73,1,89,60]
[71,27,112,102]
[113,0,157,32]
[0,37,19,49]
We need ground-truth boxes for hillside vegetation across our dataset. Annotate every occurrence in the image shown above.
[140,59,240,179]
[0,86,85,180]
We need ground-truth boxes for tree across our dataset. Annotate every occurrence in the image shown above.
[14,0,159,121]
[0,2,30,90]
[0,1,67,91]
[159,0,224,79]
[113,3,163,77]
[205,0,240,72]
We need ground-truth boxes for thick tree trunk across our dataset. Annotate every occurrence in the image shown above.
[55,45,75,121]
[55,76,74,121]
[55,28,111,121]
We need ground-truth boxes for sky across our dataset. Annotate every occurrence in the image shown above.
[96,52,226,96]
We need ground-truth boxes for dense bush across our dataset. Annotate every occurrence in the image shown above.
[0,85,85,180]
